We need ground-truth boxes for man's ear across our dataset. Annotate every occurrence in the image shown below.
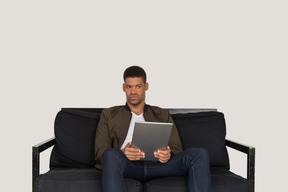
[145,83,149,91]
[123,83,125,92]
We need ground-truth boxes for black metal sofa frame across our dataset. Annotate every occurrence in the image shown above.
[32,108,255,192]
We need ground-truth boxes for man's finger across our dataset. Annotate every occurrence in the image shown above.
[126,152,145,160]
[158,150,170,155]
[124,142,132,148]
[126,147,141,153]
[158,148,171,155]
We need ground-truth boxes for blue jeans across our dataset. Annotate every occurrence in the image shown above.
[102,148,211,192]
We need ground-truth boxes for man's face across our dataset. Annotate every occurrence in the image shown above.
[123,77,148,106]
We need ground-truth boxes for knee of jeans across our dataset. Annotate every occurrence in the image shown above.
[102,148,126,174]
[187,148,210,162]
[197,148,209,163]
[102,148,123,163]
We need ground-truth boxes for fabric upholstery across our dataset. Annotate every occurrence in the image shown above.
[35,168,142,192]
[171,111,230,169]
[50,109,101,168]
[143,168,249,192]
[210,168,250,192]
[36,109,250,192]
[35,168,249,192]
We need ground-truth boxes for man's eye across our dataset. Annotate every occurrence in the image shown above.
[126,86,131,89]
[136,85,141,88]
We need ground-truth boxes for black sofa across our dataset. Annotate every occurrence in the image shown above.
[33,108,255,192]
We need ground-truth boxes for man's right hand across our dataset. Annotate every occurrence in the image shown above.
[121,142,145,161]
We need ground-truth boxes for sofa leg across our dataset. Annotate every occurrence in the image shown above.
[248,147,255,192]
[32,147,40,192]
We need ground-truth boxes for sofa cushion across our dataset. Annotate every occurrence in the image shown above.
[50,109,101,168]
[35,168,143,192]
[144,176,187,192]
[210,168,250,192]
[143,168,249,192]
[171,111,229,169]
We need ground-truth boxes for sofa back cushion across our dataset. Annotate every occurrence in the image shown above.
[50,109,101,169]
[171,111,230,169]
[50,108,229,169]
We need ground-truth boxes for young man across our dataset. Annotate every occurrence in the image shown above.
[95,66,211,192]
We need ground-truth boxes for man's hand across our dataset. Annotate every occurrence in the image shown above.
[154,146,171,163]
[121,142,145,161]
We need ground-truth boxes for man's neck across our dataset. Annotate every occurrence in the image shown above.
[127,102,145,116]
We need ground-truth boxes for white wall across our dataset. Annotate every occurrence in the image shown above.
[1,1,287,191]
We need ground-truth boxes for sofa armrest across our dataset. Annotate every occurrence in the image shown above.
[225,139,255,192]
[32,137,55,192]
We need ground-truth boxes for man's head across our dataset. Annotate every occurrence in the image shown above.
[123,66,149,107]
[123,65,147,83]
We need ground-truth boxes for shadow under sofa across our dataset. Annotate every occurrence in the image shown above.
[33,108,255,192]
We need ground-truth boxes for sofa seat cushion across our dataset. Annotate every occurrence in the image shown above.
[143,168,250,192]
[34,168,143,192]
[144,176,187,192]
[211,168,250,192]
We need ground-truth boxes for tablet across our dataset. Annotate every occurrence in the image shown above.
[131,121,173,161]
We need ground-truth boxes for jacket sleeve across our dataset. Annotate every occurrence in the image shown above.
[95,109,112,164]
[167,113,183,155]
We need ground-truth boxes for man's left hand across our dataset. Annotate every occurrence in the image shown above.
[154,146,171,163]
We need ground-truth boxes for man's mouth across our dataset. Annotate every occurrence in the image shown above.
[129,95,138,100]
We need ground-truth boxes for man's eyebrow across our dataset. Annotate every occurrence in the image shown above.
[124,84,143,88]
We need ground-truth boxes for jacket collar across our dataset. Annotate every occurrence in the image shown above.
[125,103,148,113]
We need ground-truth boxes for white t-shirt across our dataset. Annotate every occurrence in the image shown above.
[120,112,145,149]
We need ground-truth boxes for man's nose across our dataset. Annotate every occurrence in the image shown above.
[131,87,136,93]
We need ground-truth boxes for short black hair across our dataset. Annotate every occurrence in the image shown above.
[123,66,147,83]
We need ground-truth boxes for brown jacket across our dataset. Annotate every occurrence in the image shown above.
[94,104,183,169]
